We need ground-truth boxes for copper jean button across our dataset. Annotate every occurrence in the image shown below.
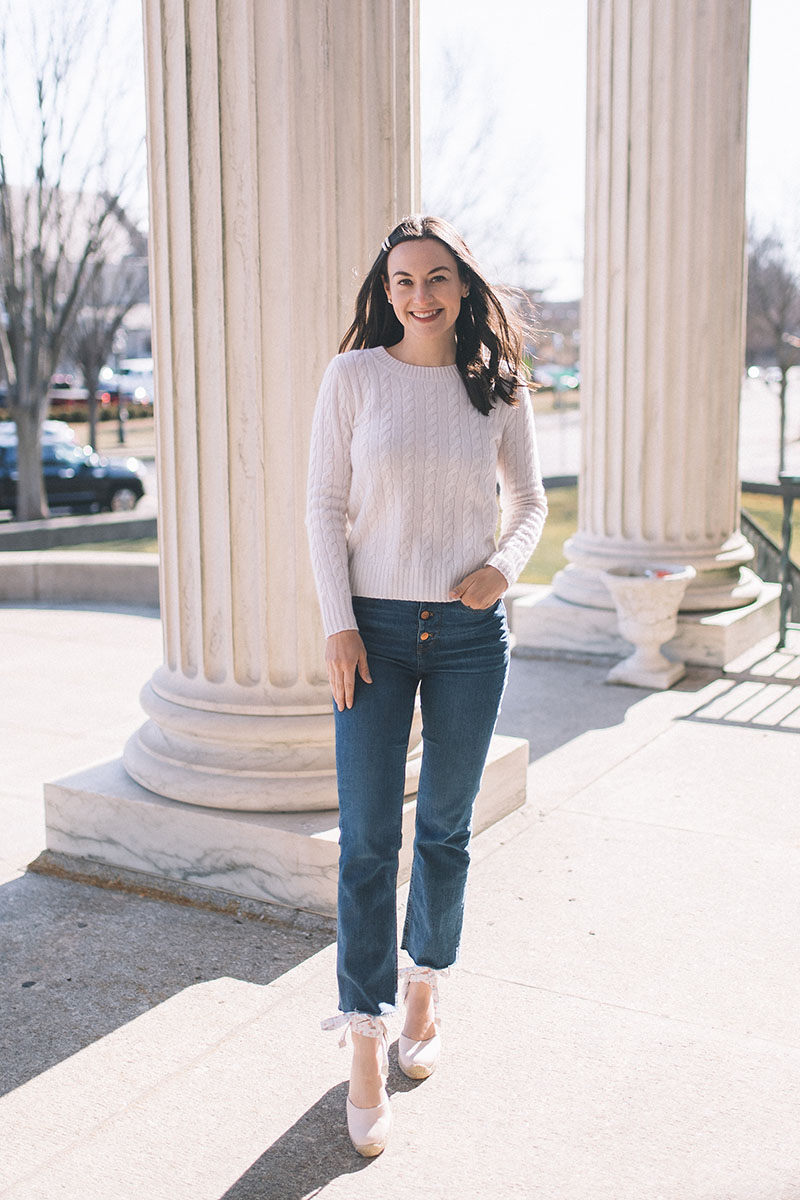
[420,610,432,619]
[419,632,430,641]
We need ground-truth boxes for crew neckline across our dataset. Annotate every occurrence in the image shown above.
[376,345,461,379]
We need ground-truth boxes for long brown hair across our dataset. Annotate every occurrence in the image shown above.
[339,215,532,415]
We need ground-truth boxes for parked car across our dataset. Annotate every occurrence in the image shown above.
[47,374,91,407]
[0,420,76,446]
[0,438,147,514]
[532,361,580,391]
[114,358,154,405]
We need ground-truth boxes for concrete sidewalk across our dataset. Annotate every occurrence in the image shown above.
[1,602,799,1199]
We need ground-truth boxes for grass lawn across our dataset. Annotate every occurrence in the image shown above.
[519,486,578,583]
[519,486,799,583]
[45,485,798,580]
[741,490,800,559]
[530,387,580,416]
[59,538,159,553]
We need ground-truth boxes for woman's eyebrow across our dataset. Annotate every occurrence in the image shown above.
[391,265,452,278]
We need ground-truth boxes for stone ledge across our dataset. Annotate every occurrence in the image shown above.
[43,734,529,917]
[0,512,156,551]
[0,550,159,607]
[513,582,781,668]
[27,849,337,934]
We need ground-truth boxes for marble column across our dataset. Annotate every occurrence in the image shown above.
[553,0,759,614]
[123,0,421,809]
[43,0,530,914]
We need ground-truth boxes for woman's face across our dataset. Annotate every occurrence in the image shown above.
[383,239,469,347]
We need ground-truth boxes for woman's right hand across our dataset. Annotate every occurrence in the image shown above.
[325,630,372,711]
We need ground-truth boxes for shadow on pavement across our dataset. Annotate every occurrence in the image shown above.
[221,1080,369,1198]
[221,1056,420,1199]
[0,871,335,1098]
[498,654,648,759]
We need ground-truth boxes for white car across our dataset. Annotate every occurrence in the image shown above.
[0,420,76,446]
[114,358,154,405]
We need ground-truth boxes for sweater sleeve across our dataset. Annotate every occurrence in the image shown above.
[305,356,359,637]
[486,386,548,587]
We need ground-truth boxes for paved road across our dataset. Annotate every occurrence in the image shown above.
[535,372,800,483]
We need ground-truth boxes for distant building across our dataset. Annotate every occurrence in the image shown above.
[528,295,581,368]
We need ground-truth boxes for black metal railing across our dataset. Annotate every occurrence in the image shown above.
[777,474,800,647]
[544,475,799,643]
[741,479,800,643]
[740,509,799,616]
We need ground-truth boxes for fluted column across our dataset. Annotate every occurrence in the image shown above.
[554,0,759,613]
[124,0,420,809]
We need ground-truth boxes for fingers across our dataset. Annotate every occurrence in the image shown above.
[357,649,372,686]
[451,571,487,609]
[451,566,507,609]
[458,589,488,609]
[448,573,472,601]
[329,663,354,711]
[325,631,371,711]
[343,662,356,711]
[329,657,356,711]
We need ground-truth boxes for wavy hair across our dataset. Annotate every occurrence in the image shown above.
[339,215,532,415]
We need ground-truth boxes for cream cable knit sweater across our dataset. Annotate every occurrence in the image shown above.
[306,345,547,637]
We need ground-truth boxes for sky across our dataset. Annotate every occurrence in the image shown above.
[420,0,587,297]
[2,1,799,302]
[0,1,146,209]
[744,0,800,247]
[421,0,800,298]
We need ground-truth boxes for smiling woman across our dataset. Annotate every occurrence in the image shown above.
[306,213,547,1156]
[339,213,529,416]
[382,240,469,358]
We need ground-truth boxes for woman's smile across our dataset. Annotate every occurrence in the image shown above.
[383,238,469,364]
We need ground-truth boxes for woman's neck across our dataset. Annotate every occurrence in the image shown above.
[385,335,457,368]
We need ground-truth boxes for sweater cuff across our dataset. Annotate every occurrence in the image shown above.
[485,552,515,589]
[322,595,358,639]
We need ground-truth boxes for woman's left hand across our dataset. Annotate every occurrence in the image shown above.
[449,565,508,610]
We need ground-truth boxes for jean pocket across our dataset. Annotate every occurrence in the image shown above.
[456,598,505,616]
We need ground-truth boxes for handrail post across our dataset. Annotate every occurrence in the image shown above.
[777,473,800,649]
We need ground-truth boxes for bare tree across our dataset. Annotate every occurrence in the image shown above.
[421,47,541,290]
[746,227,800,475]
[67,246,149,451]
[0,2,145,519]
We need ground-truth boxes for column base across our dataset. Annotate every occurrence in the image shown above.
[553,560,762,612]
[122,682,423,813]
[43,735,529,917]
[512,583,780,669]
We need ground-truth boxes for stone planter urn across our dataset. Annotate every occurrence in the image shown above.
[601,565,697,689]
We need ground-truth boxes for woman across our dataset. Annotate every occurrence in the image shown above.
[306,215,546,1156]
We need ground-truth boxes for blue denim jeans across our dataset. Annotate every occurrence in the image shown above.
[333,596,510,1015]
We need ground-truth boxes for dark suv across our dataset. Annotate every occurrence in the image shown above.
[0,440,147,514]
